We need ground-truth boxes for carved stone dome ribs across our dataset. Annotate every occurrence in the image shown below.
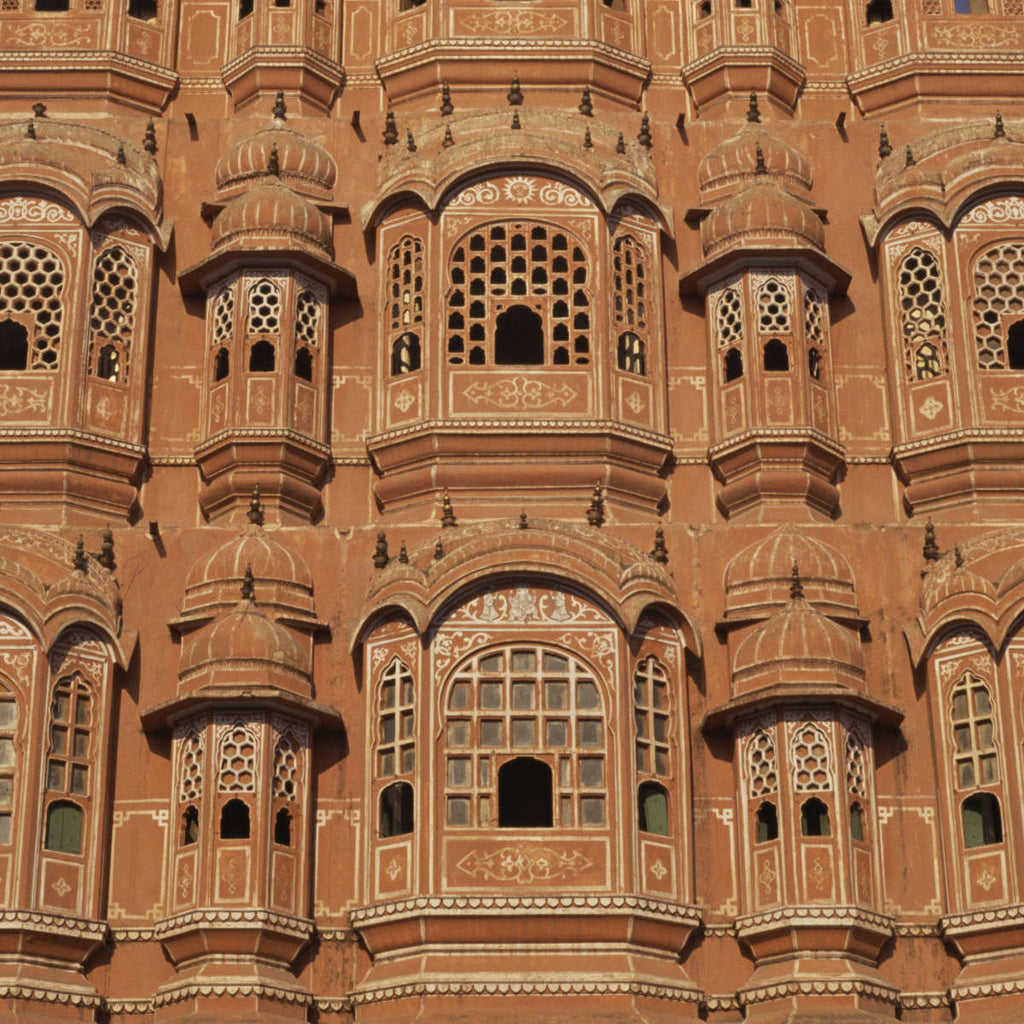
[698,126,813,197]
[703,181,825,258]
[211,179,332,255]
[216,123,336,198]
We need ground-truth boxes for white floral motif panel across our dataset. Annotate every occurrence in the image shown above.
[0,197,76,225]
[446,175,593,211]
[959,196,1024,227]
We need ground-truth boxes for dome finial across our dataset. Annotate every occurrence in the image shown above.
[755,142,767,174]
[746,90,761,123]
[32,102,46,118]
[442,125,454,148]
[586,482,605,527]
[241,564,255,602]
[440,80,453,117]
[579,85,593,117]
[518,510,528,529]
[995,110,1006,139]
[272,89,287,121]
[247,484,264,526]
[878,124,892,159]
[583,126,593,149]
[267,143,280,176]
[616,132,626,154]
[507,73,524,106]
[25,120,35,140]
[441,487,457,528]
[116,144,127,165]
[399,541,409,564]
[434,537,444,561]
[99,526,116,572]
[790,562,804,600]
[923,518,939,562]
[73,535,88,573]
[954,545,964,569]
[383,109,398,146]
[373,530,390,569]
[143,117,157,155]
[651,526,668,564]
[511,110,522,131]
[406,129,417,152]
[904,144,915,168]
[637,112,652,149]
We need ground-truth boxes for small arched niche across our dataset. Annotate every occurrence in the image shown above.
[800,796,831,837]
[498,757,552,827]
[494,306,544,365]
[220,798,251,839]
[380,780,414,837]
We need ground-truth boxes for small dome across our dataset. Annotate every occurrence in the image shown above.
[179,600,309,689]
[698,127,813,195]
[922,559,997,616]
[725,526,858,619]
[212,178,331,254]
[703,181,824,257]
[732,595,865,693]
[216,122,336,197]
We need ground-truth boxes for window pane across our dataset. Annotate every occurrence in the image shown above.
[400,711,414,738]
[633,678,647,705]
[72,730,88,757]
[479,795,490,825]
[75,698,90,725]
[479,757,490,786]
[974,689,991,715]
[653,715,667,742]
[577,681,599,709]
[545,720,567,746]
[47,760,64,791]
[50,727,67,756]
[447,720,470,746]
[545,681,568,709]
[560,757,571,788]
[635,711,647,738]
[447,757,471,787]
[581,796,605,825]
[53,694,69,722]
[981,755,999,783]
[653,681,667,710]
[0,703,16,727]
[958,761,975,787]
[512,719,536,747]
[71,765,88,794]
[0,778,11,806]
[512,682,535,709]
[382,717,396,743]
[449,682,470,709]
[543,652,568,672]
[636,746,650,772]
[479,653,503,673]
[0,813,9,845]
[0,739,13,766]
[954,725,971,752]
[447,796,470,825]
[560,795,573,826]
[400,678,414,704]
[580,757,604,787]
[381,681,395,708]
[511,650,536,672]
[952,692,969,720]
[480,720,504,746]
[578,719,602,747]
[978,721,993,749]
[480,682,502,708]
[654,750,668,776]
[401,747,415,772]
[379,751,394,775]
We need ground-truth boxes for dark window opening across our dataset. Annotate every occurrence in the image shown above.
[214,347,230,382]
[391,333,421,375]
[602,0,625,9]
[954,0,988,11]
[1007,321,1024,370]
[273,0,290,6]
[0,321,28,372]
[295,346,313,381]
[238,0,253,14]
[182,805,199,846]
[756,801,779,842]
[35,0,70,10]
[44,800,82,854]
[638,781,669,835]
[498,757,552,828]
[618,332,645,375]
[249,340,275,373]
[469,346,485,365]
[850,802,865,842]
[808,347,822,380]
[380,781,414,837]
[724,347,743,382]
[128,0,158,19]
[865,0,893,22]
[97,343,120,382]
[763,338,789,372]
[274,807,292,846]
[963,792,1002,848]
[736,0,752,8]
[494,305,544,365]
[220,798,250,839]
[800,797,831,837]
[915,341,941,380]
[698,0,711,16]
[315,0,325,12]
[399,0,426,10]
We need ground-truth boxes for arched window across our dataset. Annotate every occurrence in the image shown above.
[724,347,743,382]
[897,247,947,380]
[865,0,893,22]
[613,235,649,377]
[295,347,313,381]
[387,236,424,372]
[951,672,998,789]
[757,279,791,336]
[0,320,28,371]
[88,245,138,383]
[498,757,553,828]
[246,279,281,336]
[220,798,250,839]
[756,801,779,842]
[0,242,65,369]
[1008,321,1024,369]
[274,807,292,846]
[800,797,831,836]
[618,332,645,375]
[128,0,158,18]
[638,781,668,835]
[444,644,607,828]
[849,802,865,842]
[249,340,276,372]
[380,780,414,837]
[0,696,16,845]
[763,338,789,371]
[47,677,92,798]
[214,347,230,381]
[446,222,591,366]
[962,792,1002,848]
[181,805,199,846]
[44,800,82,853]
[377,659,415,778]
[391,333,421,375]
[96,344,120,381]
[238,0,253,16]
[973,243,1024,370]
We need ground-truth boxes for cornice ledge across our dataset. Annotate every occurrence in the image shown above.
[152,979,312,1008]
[735,905,895,936]
[941,902,1024,935]
[0,981,103,1009]
[366,418,672,447]
[900,990,953,1009]
[0,910,107,941]
[708,427,845,458]
[737,977,900,1007]
[153,907,314,940]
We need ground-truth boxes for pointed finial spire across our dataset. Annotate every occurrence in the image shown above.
[99,526,116,572]
[746,90,761,123]
[579,85,593,117]
[32,102,46,118]
[143,117,157,154]
[638,112,652,149]
[923,519,939,562]
[267,143,280,176]
[241,564,255,601]
[73,535,88,573]
[373,530,390,569]
[508,73,523,106]
[518,510,528,529]
[272,89,287,121]
[247,484,264,525]
[586,482,605,527]
[441,487,457,528]
[434,538,444,561]
[442,124,454,148]
[616,131,626,154]
[995,110,1005,138]
[116,144,127,165]
[755,142,767,174]
[904,144,915,167]
[399,541,409,564]
[583,126,593,149]
[954,545,964,569]
[511,110,521,130]
[383,109,398,145]
[406,129,417,152]
[25,120,35,140]
[440,80,453,116]
[878,124,892,159]
[651,526,668,564]
[790,562,804,600]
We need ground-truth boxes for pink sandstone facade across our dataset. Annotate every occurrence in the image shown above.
[0,0,1021,1020]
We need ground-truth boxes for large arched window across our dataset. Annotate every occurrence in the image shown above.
[897,246,948,380]
[0,693,16,846]
[387,236,424,374]
[88,245,138,383]
[445,222,592,366]
[245,278,281,373]
[613,235,649,376]
[951,672,998,789]
[972,241,1024,370]
[444,645,607,828]
[0,241,65,369]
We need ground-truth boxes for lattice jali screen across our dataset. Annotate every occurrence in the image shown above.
[388,236,424,334]
[273,733,300,800]
[296,290,321,348]
[218,724,258,792]
[791,722,832,792]
[972,241,1024,370]
[897,247,947,380]
[804,289,826,346]
[178,727,204,803]
[88,246,138,380]
[757,278,792,334]
[0,242,65,369]
[747,727,778,798]
[845,731,867,798]
[715,287,743,347]
[246,279,281,336]
[212,288,234,346]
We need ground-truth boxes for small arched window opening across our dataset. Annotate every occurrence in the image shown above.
[763,338,789,372]
[865,0,892,22]
[391,333,421,375]
[698,0,711,15]
[35,0,70,9]
[295,346,313,382]
[602,0,626,9]
[214,348,230,382]
[915,342,942,380]
[44,800,82,854]
[380,780,414,837]
[618,332,646,376]
[249,340,275,373]
[963,792,1002,848]
[182,806,199,846]
[850,802,865,842]
[220,798,250,840]
[756,801,779,842]
[724,347,744,382]
[238,0,253,16]
[1007,321,1024,370]
[97,344,120,382]
[0,321,28,371]
[736,0,752,8]
[494,306,544,365]
[638,781,669,835]
[800,797,831,837]
[128,0,158,18]
[498,757,553,828]
[274,808,292,846]
[399,0,426,9]
[808,347,822,381]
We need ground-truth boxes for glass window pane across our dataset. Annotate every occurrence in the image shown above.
[53,694,69,722]
[75,698,89,725]
[0,739,14,766]
[560,795,573,826]
[447,720,470,746]
[72,730,88,758]
[479,653,503,673]
[633,678,647,706]
[545,720,567,746]
[654,749,668,776]
[543,652,568,672]
[480,720,503,746]
[653,681,667,710]
[981,755,999,783]
[636,746,650,772]
[47,760,64,791]
[449,682,470,709]
[952,692,969,720]
[71,765,88,794]
[545,681,568,709]
[635,711,647,738]
[381,681,395,709]
[653,715,667,742]
[401,747,415,772]
[581,796,605,825]
[974,689,991,715]
[578,719,602,747]
[978,721,993,749]
[0,778,11,806]
[954,724,971,752]
[512,682,535,709]
[379,751,394,775]
[447,796,470,825]
[479,757,490,786]
[958,761,975,788]
[400,711,414,738]
[447,757,471,787]
[580,757,604,787]
[511,650,536,672]
[480,682,502,709]
[479,795,490,825]
[560,757,571,788]
[50,727,67,756]
[512,719,536,747]
[577,681,599,709]
[401,678,414,704]
[0,813,9,844]
[0,702,16,727]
